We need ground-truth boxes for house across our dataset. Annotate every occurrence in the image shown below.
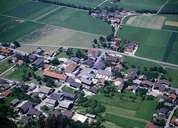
[63,110,74,118]
[0,47,13,56]
[18,101,33,114]
[39,86,54,95]
[65,63,78,73]
[96,69,112,80]
[72,113,88,123]
[62,92,76,100]
[169,93,177,101]
[43,70,67,81]
[29,54,37,62]
[27,107,42,117]
[49,93,63,101]
[2,89,12,97]
[159,107,169,116]
[17,59,24,66]
[69,82,82,89]
[80,77,93,86]
[88,48,101,58]
[44,98,58,108]
[59,100,73,109]
[0,54,5,60]
[93,57,105,70]
[83,58,95,67]
[32,57,44,68]
[10,98,20,107]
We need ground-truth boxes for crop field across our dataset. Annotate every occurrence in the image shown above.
[4,1,58,20]
[18,25,100,48]
[0,16,43,42]
[38,6,112,35]
[162,15,178,32]
[126,15,165,29]
[102,0,166,11]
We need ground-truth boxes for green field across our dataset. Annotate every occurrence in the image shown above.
[0,0,29,13]
[91,92,157,128]
[62,86,76,93]
[118,25,178,64]
[0,16,43,42]
[4,1,58,20]
[39,6,112,35]
[161,0,178,13]
[102,0,166,11]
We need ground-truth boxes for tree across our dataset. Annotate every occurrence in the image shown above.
[93,39,98,44]
[13,41,21,48]
[99,36,106,44]
[51,58,60,66]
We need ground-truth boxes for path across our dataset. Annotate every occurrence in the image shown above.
[96,0,109,8]
[0,64,15,77]
[157,0,169,14]
[165,105,178,128]
[22,44,178,70]
[33,6,61,21]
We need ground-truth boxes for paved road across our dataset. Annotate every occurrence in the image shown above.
[165,105,178,128]
[22,43,178,70]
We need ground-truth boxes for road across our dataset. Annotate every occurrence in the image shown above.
[165,105,178,128]
[96,0,109,8]
[22,43,178,70]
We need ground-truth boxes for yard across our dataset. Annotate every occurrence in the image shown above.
[62,86,76,93]
[4,65,34,81]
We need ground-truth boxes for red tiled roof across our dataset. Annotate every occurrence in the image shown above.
[65,63,78,73]
[43,70,67,81]
[17,60,24,65]
[0,47,12,54]
[2,89,12,97]
[170,93,177,100]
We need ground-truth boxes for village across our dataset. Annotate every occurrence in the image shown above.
[0,42,178,128]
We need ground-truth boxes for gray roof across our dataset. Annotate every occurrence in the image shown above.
[10,98,20,106]
[59,100,73,109]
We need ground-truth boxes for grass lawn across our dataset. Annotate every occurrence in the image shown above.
[5,65,34,81]
[118,25,178,63]
[4,1,58,20]
[62,86,75,93]
[0,59,13,74]
[39,6,112,35]
[0,16,43,42]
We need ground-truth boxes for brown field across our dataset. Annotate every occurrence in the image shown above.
[165,21,178,27]
[126,15,165,29]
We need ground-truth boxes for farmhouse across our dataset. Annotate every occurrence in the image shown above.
[43,69,67,81]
